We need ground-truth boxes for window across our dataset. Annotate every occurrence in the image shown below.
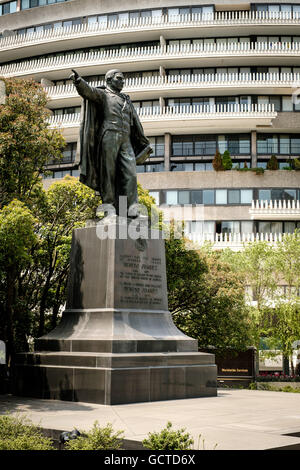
[203,190,214,205]
[21,0,70,8]
[221,222,240,234]
[228,190,240,204]
[241,190,253,204]
[258,190,271,201]
[149,191,159,205]
[216,190,227,205]
[166,191,178,205]
[191,191,202,204]
[241,221,254,233]
[148,136,164,157]
[0,0,17,14]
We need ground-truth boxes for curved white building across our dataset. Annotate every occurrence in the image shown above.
[1,0,300,247]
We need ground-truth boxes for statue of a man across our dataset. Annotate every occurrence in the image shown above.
[69,69,152,216]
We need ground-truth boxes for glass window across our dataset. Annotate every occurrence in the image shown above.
[204,221,215,233]
[285,222,296,233]
[152,9,163,17]
[282,96,293,111]
[280,135,290,154]
[178,191,190,204]
[149,191,159,205]
[119,12,129,22]
[241,189,253,204]
[168,8,179,16]
[182,137,193,156]
[202,6,213,15]
[203,190,214,205]
[10,1,17,12]
[218,135,227,153]
[271,222,283,234]
[258,222,271,234]
[221,221,240,234]
[291,136,300,154]
[228,190,240,204]
[166,191,178,205]
[21,0,30,9]
[216,190,227,205]
[283,189,296,200]
[191,191,202,204]
[258,189,271,201]
[241,221,254,233]
[270,96,281,112]
[195,163,205,171]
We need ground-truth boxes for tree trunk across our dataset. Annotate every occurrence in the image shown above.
[5,268,16,367]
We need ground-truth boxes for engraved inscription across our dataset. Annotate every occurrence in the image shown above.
[117,254,164,307]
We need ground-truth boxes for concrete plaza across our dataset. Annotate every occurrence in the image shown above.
[1,389,300,450]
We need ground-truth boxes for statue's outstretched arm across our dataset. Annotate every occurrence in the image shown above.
[69,69,102,103]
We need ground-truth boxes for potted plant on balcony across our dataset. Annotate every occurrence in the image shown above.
[266,155,279,170]
[222,150,233,170]
[212,150,225,171]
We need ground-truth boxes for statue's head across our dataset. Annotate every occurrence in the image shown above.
[105,69,125,92]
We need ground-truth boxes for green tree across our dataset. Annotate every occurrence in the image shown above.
[262,301,300,375]
[167,241,252,353]
[20,176,100,337]
[0,200,37,363]
[222,150,233,170]
[0,78,64,207]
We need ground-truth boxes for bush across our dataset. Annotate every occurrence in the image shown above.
[256,374,300,382]
[294,158,300,170]
[0,413,55,450]
[142,422,194,450]
[212,150,224,171]
[64,421,124,450]
[266,155,279,170]
[222,150,233,170]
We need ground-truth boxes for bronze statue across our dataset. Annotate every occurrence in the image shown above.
[69,69,152,216]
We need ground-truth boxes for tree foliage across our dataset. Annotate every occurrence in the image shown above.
[0,78,64,207]
[171,251,253,352]
[212,149,224,171]
[222,150,233,170]
[220,234,300,372]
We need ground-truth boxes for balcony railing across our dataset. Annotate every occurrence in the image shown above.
[47,103,276,128]
[46,72,300,101]
[1,10,300,51]
[1,42,300,78]
[187,231,294,250]
[250,199,300,220]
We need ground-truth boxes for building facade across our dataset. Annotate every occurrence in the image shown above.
[1,0,300,246]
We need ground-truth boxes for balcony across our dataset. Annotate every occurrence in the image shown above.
[1,42,300,81]
[250,199,300,220]
[47,104,276,138]
[46,72,300,106]
[187,232,293,251]
[1,11,300,61]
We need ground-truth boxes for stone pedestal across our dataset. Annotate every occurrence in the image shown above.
[13,221,217,404]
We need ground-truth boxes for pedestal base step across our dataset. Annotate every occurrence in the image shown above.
[13,351,217,405]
